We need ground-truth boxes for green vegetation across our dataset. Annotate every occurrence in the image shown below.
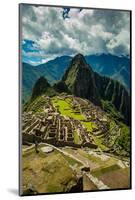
[82,121,96,132]
[22,146,78,194]
[94,137,109,151]
[101,100,124,121]
[77,149,103,164]
[53,81,70,93]
[91,164,120,177]
[76,149,119,171]
[63,154,82,167]
[116,123,130,154]
[81,121,108,151]
[109,119,130,155]
[23,95,46,113]
[45,87,58,97]
[74,131,82,144]
[52,97,85,120]
[110,120,116,130]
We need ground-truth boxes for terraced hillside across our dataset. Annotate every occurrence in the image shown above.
[22,94,130,195]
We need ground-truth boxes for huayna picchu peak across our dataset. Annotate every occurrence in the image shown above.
[55,54,130,125]
[70,53,89,68]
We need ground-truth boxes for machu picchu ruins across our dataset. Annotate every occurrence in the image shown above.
[22,94,112,149]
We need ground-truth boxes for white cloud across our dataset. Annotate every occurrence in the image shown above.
[107,29,130,55]
[21,5,130,61]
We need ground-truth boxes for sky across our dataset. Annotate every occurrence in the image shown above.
[21,4,130,66]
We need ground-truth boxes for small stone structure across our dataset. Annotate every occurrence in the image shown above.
[41,146,54,153]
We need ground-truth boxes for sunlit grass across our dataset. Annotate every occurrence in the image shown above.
[82,121,96,132]
[91,164,120,177]
[74,131,82,144]
[52,98,85,120]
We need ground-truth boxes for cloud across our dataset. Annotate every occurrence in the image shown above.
[21,5,130,64]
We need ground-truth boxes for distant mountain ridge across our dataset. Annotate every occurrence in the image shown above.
[85,54,130,91]
[22,53,130,102]
[22,56,72,101]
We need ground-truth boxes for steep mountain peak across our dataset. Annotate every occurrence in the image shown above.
[71,53,88,69]
[61,54,101,105]
[62,54,92,82]
[74,53,85,60]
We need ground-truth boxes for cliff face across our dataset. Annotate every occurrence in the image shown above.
[94,72,130,124]
[61,54,130,124]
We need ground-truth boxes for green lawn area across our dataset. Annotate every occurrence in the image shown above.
[52,97,85,120]
[74,131,82,144]
[77,149,103,164]
[82,121,96,132]
[63,153,82,167]
[91,164,121,177]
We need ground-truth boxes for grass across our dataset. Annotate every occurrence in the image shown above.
[24,95,46,113]
[52,97,85,120]
[101,100,124,121]
[77,149,103,164]
[74,131,82,144]
[93,137,109,151]
[76,148,127,185]
[91,164,120,177]
[81,121,108,151]
[116,122,130,154]
[22,145,78,194]
[82,121,96,132]
[63,154,82,167]
[77,149,119,173]
[110,120,116,130]
[95,167,130,189]
[109,120,130,155]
